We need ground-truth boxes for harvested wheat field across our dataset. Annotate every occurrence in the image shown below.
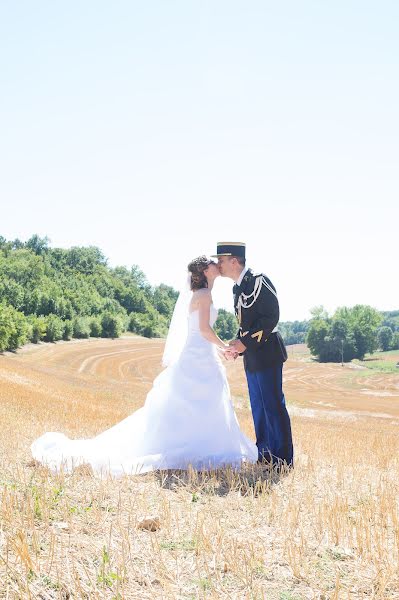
[1,338,399,599]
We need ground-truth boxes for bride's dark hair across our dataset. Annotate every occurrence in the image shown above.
[188,255,213,291]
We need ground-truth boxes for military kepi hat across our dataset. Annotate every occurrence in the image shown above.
[211,242,246,258]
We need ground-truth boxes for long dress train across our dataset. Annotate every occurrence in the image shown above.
[31,305,258,476]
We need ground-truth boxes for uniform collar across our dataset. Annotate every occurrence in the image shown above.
[236,267,249,287]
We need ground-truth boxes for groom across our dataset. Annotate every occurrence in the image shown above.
[212,242,294,468]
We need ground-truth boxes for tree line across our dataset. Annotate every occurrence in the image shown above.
[277,309,399,362]
[0,235,179,352]
[278,320,309,345]
[0,234,238,352]
[306,306,399,362]
[1,235,397,361]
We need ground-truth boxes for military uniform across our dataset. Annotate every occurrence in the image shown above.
[234,270,288,372]
[213,242,294,467]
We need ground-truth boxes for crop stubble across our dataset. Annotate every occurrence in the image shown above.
[0,339,398,599]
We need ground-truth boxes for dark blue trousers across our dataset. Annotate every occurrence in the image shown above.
[245,364,293,466]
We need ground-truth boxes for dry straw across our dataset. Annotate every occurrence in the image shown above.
[1,338,398,598]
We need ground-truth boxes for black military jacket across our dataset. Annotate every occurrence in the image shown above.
[234,269,287,372]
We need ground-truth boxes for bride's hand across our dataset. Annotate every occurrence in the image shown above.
[223,346,238,361]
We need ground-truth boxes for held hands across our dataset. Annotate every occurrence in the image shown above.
[222,339,247,361]
[228,339,247,354]
[223,347,238,361]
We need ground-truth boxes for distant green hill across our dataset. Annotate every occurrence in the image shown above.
[381,310,399,330]
[0,234,240,352]
[278,320,310,345]
[0,234,178,351]
[279,310,399,348]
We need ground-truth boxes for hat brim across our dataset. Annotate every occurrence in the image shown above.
[211,253,233,257]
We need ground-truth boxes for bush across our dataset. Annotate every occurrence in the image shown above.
[128,313,145,335]
[9,310,30,350]
[27,315,47,343]
[0,303,30,351]
[391,331,399,350]
[128,311,168,338]
[43,314,64,342]
[377,326,394,351]
[89,317,102,337]
[62,320,74,341]
[72,316,91,339]
[101,312,123,338]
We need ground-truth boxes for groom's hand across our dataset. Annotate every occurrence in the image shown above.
[228,339,246,354]
[223,347,238,361]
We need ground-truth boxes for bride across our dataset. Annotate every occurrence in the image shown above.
[30,255,258,476]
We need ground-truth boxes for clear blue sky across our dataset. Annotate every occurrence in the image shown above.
[0,1,397,320]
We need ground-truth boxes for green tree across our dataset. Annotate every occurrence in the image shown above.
[215,309,237,341]
[101,312,123,338]
[9,310,30,350]
[377,326,393,351]
[0,277,25,310]
[43,314,64,342]
[0,235,178,348]
[25,234,50,256]
[391,331,399,350]
[0,303,14,351]
[310,305,329,320]
[65,246,107,275]
[11,238,24,250]
[89,317,102,337]
[27,315,47,343]
[128,310,168,338]
[115,286,148,314]
[330,316,357,361]
[153,284,178,318]
[62,320,74,341]
[130,264,150,290]
[349,305,382,359]
[0,236,9,251]
[279,319,309,345]
[306,318,331,361]
[72,316,91,339]
[307,314,356,362]
[308,305,383,362]
[0,303,29,351]
[128,313,146,336]
[0,248,45,287]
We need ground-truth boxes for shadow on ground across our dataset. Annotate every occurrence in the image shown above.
[153,463,293,497]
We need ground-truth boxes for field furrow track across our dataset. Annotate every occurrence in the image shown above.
[1,339,398,454]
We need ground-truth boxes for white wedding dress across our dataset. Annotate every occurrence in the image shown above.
[31,304,258,477]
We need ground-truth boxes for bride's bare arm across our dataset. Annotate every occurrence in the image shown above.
[196,290,228,349]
